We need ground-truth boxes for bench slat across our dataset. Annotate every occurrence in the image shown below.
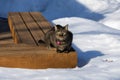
[20,12,46,46]
[9,12,36,45]
[0,48,77,69]
[30,12,51,34]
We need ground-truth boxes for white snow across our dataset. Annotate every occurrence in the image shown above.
[0,0,120,80]
[100,9,120,30]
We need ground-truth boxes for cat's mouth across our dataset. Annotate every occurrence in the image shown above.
[56,40,65,45]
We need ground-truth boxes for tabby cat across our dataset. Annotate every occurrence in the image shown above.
[44,24,73,53]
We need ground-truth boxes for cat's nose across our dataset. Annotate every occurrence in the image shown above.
[59,34,63,36]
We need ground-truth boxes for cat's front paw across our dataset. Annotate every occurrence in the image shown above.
[57,50,63,53]
[47,46,51,50]
[64,50,70,53]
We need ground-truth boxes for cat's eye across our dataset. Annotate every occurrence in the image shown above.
[56,32,66,36]
[56,32,61,35]
[63,33,66,36]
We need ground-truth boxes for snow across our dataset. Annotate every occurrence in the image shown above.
[0,0,120,80]
[100,9,120,30]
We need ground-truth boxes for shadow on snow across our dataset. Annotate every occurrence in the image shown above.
[72,43,104,67]
[43,0,105,21]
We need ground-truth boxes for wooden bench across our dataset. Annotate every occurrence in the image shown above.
[0,12,77,69]
[8,12,51,45]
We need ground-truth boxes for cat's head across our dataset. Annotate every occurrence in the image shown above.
[55,24,68,41]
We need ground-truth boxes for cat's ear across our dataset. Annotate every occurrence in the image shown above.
[64,24,68,30]
[54,25,58,31]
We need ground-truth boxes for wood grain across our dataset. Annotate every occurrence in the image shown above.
[0,12,78,69]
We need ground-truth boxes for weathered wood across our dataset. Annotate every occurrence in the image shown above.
[20,12,44,46]
[0,47,77,69]
[30,12,51,34]
[8,12,36,45]
[8,12,52,46]
[0,12,78,69]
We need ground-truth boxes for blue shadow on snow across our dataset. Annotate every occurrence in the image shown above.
[43,0,105,21]
[0,0,104,21]
[72,43,104,67]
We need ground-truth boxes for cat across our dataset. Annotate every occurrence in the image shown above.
[44,24,73,53]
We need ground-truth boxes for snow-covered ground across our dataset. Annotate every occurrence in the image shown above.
[0,0,120,80]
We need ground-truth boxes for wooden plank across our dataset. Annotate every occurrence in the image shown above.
[0,46,46,52]
[0,32,14,47]
[19,12,44,46]
[8,13,20,43]
[8,15,14,37]
[30,12,52,34]
[0,47,77,69]
[8,12,36,45]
